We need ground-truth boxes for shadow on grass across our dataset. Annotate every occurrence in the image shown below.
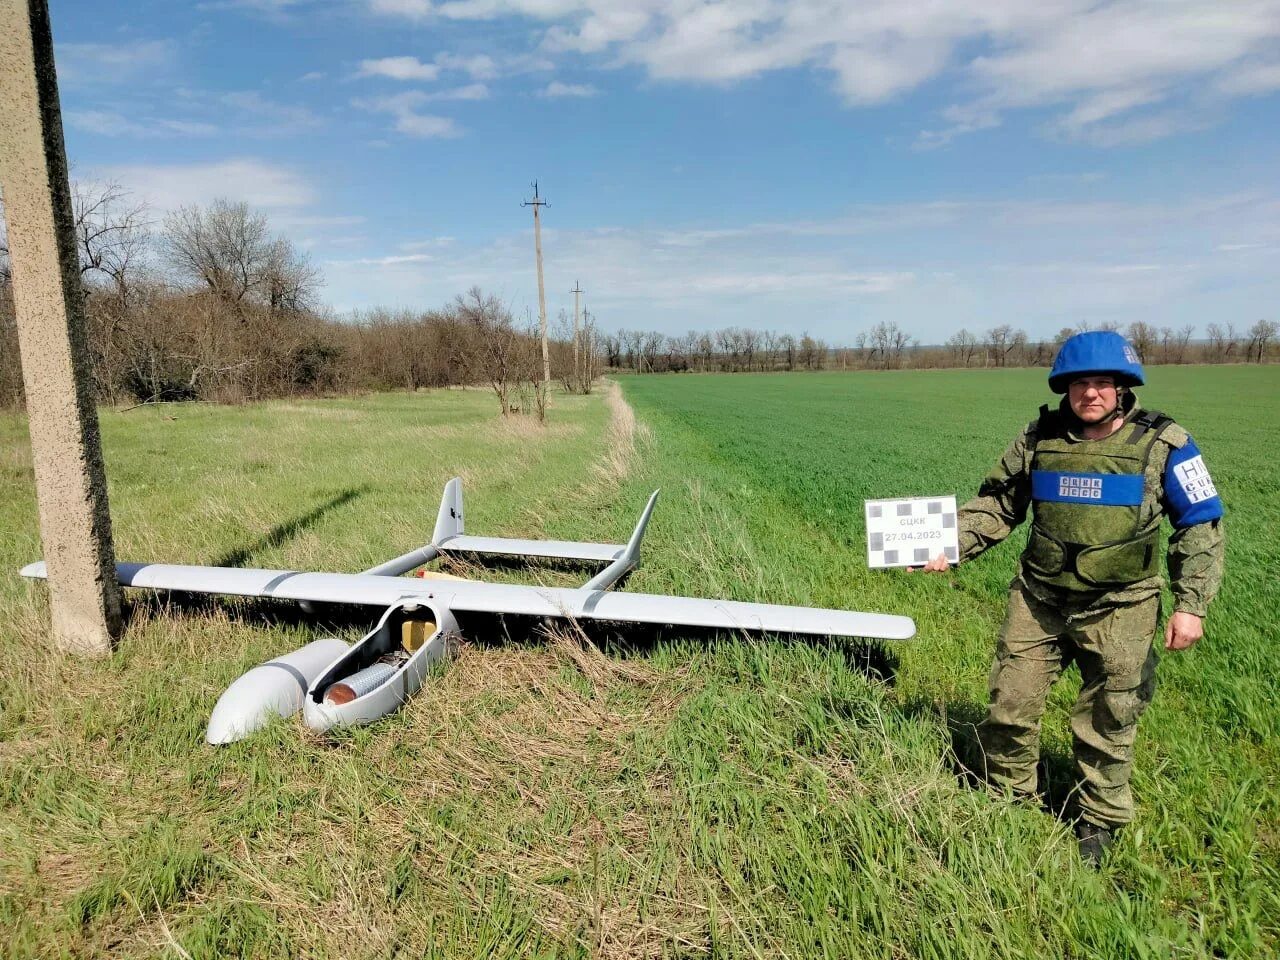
[213,486,371,568]
[451,610,901,685]
[117,485,377,632]
[901,693,1080,823]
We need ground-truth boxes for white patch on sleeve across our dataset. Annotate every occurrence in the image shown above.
[1174,455,1218,504]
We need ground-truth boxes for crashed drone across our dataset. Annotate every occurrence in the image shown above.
[21,478,915,744]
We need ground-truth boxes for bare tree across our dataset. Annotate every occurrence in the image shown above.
[986,324,1027,368]
[578,311,602,392]
[696,332,714,371]
[947,328,980,367]
[71,179,151,304]
[641,330,665,373]
[1126,321,1158,363]
[1247,319,1277,363]
[1205,322,1229,363]
[263,237,321,313]
[870,321,911,369]
[625,329,645,372]
[774,333,792,370]
[1159,324,1195,364]
[162,199,272,306]
[812,336,829,369]
[851,331,871,368]
[741,328,758,372]
[760,330,779,371]
[456,287,536,415]
[1175,324,1195,364]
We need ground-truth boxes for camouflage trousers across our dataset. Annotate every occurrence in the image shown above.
[975,582,1160,827]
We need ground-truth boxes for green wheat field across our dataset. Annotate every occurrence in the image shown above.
[1,367,1276,958]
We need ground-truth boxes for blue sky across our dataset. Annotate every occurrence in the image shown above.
[46,0,1280,342]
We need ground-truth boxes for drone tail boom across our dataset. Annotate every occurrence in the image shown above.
[581,489,659,590]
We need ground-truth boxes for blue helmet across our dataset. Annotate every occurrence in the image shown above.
[1048,331,1144,394]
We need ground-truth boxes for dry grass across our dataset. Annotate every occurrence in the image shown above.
[590,380,652,489]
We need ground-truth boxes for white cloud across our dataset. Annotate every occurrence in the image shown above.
[1028,171,1108,185]
[1214,59,1280,95]
[354,92,463,137]
[358,52,500,83]
[370,0,433,18]
[299,70,327,82]
[401,236,456,250]
[422,83,490,101]
[197,0,308,10]
[397,113,461,137]
[435,52,499,80]
[328,253,436,266]
[1063,111,1210,147]
[366,0,1280,145]
[65,110,218,139]
[55,39,176,87]
[319,189,1280,339]
[220,91,324,130]
[97,158,316,212]
[159,119,222,137]
[540,80,597,97]
[272,214,368,228]
[358,56,441,81]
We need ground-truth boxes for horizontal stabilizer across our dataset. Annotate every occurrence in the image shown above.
[429,476,627,564]
[436,535,626,563]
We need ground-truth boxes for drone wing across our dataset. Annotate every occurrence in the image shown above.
[20,562,914,641]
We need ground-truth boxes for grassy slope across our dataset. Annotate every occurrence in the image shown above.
[0,370,1275,958]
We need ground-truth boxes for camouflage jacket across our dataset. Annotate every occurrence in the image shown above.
[957,395,1226,616]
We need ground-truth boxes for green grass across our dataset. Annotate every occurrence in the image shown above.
[1,369,1276,957]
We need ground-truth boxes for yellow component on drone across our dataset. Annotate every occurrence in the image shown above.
[401,619,437,654]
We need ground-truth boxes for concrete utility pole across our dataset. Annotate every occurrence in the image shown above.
[571,280,583,386]
[0,0,122,656]
[522,182,550,415]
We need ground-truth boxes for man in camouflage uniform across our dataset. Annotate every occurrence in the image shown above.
[914,331,1225,863]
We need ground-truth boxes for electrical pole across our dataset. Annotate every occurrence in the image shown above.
[0,0,122,656]
[522,182,550,418]
[571,280,583,388]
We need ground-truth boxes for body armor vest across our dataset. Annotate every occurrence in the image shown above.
[1022,405,1172,592]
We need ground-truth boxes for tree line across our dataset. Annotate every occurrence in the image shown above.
[0,183,597,415]
[605,317,1277,375]
[3,182,1273,412]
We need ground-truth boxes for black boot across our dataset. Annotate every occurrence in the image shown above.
[1075,820,1115,867]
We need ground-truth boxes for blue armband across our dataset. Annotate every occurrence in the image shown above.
[1164,438,1224,528]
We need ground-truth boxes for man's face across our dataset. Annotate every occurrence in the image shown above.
[1068,376,1119,423]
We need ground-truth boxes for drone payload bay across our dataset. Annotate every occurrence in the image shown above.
[21,478,916,744]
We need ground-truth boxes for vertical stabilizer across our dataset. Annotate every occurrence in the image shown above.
[581,490,660,591]
[433,477,464,545]
[621,490,660,566]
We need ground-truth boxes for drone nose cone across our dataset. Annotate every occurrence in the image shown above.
[206,699,252,745]
[205,638,349,745]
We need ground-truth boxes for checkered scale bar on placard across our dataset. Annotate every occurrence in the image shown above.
[865,496,959,568]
